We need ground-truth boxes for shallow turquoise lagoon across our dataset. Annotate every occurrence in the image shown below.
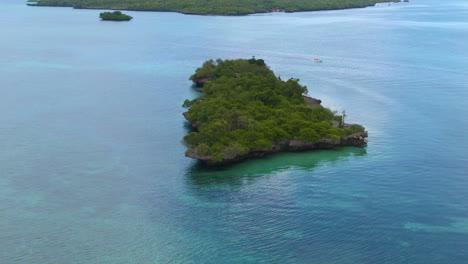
[1,0,467,263]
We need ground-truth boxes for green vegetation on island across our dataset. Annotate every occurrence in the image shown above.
[183,58,367,165]
[29,0,392,15]
[99,11,132,21]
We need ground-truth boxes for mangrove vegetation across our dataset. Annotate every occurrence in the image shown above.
[183,58,367,165]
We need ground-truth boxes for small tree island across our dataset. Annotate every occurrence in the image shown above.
[183,58,368,165]
[99,11,132,21]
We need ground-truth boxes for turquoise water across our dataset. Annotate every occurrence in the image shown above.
[1,0,468,263]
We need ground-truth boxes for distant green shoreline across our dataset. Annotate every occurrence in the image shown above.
[27,0,401,16]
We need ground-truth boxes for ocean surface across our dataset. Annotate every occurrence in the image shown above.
[1,0,467,263]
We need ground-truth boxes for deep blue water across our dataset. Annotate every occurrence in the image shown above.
[1,0,467,263]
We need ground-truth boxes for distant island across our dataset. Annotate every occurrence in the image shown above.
[28,0,397,16]
[183,58,368,165]
[100,11,132,21]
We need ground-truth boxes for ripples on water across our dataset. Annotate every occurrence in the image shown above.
[0,0,467,263]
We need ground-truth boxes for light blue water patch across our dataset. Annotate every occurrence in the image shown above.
[17,61,73,69]
[404,217,468,234]
[296,199,364,212]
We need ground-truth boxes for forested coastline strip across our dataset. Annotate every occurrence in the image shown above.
[28,0,399,16]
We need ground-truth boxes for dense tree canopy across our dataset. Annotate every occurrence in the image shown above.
[183,58,365,163]
[99,11,132,21]
[30,0,392,15]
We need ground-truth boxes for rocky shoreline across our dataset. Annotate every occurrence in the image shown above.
[185,132,368,165]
